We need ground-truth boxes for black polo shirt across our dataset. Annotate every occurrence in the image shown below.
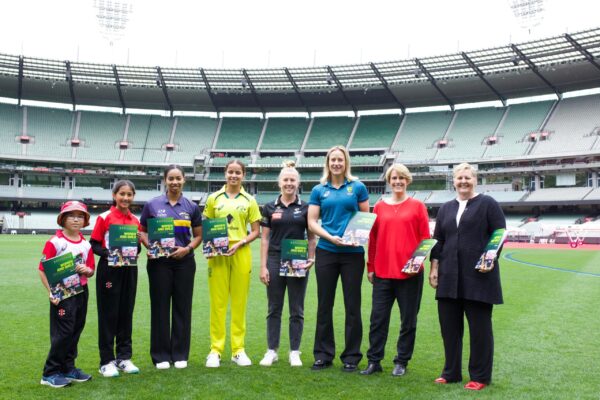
[261,195,309,255]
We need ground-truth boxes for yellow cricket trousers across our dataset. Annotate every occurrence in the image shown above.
[207,242,252,356]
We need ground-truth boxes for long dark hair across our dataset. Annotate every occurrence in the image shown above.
[112,180,136,206]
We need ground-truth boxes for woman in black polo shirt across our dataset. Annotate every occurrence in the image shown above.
[259,161,316,367]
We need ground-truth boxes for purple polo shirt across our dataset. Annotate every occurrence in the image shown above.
[140,194,202,248]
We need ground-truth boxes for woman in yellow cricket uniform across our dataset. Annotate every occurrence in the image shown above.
[203,160,261,367]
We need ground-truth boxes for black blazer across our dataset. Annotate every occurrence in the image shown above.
[431,194,506,305]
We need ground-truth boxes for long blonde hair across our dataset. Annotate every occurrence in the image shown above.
[320,145,358,184]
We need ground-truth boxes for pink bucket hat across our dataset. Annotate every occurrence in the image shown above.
[57,201,90,227]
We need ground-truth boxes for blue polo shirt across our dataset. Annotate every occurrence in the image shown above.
[140,194,202,248]
[309,180,369,253]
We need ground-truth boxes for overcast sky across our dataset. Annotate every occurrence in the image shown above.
[0,0,598,70]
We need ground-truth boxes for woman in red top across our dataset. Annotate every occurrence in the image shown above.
[90,180,142,378]
[361,164,430,377]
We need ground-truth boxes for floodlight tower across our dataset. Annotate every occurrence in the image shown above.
[509,0,546,34]
[93,0,133,46]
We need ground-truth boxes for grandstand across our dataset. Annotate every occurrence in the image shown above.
[1,28,600,232]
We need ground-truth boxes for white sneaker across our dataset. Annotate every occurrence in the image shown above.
[155,361,170,370]
[99,361,119,377]
[289,350,303,367]
[116,359,140,374]
[174,361,188,369]
[259,349,278,366]
[231,351,252,367]
[205,352,220,368]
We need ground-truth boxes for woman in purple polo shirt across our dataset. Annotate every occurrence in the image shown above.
[307,145,369,372]
[140,165,203,370]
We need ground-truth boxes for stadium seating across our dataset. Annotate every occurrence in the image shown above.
[583,188,600,201]
[393,111,452,161]
[215,117,263,150]
[260,117,309,150]
[304,116,355,150]
[299,156,325,166]
[352,155,382,166]
[22,186,69,200]
[532,94,600,156]
[524,187,593,202]
[123,114,151,161]
[300,171,323,181]
[412,191,431,202]
[253,157,295,166]
[485,101,554,158]
[350,114,401,149]
[77,111,124,161]
[169,116,218,164]
[253,171,280,181]
[142,115,173,162]
[211,157,250,166]
[425,190,456,204]
[437,107,504,160]
[0,103,23,156]
[356,171,383,180]
[483,190,527,202]
[25,106,74,159]
[368,193,381,204]
[73,187,113,202]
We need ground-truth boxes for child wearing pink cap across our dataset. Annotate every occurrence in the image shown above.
[38,201,95,388]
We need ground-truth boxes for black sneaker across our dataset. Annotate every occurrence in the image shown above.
[64,368,92,382]
[311,359,333,370]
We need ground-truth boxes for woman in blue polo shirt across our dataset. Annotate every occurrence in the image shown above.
[140,165,202,370]
[307,145,369,372]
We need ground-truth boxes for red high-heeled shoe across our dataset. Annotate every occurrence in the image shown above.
[464,381,487,390]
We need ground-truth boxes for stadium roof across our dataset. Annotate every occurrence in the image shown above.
[1,28,599,115]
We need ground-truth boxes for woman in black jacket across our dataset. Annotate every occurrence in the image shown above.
[429,162,505,391]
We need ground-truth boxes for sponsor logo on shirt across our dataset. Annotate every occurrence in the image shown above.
[272,212,283,220]
[293,208,302,218]
[323,190,330,198]
[157,209,167,217]
[347,186,354,196]
[179,211,190,220]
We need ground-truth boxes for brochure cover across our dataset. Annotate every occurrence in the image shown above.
[401,239,438,274]
[43,252,83,302]
[147,217,176,259]
[202,217,229,257]
[341,212,377,246]
[108,224,138,267]
[280,239,309,278]
[475,229,508,271]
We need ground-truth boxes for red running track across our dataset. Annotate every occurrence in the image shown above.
[505,242,600,251]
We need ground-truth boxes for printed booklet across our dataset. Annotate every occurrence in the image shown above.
[108,224,138,266]
[401,239,438,274]
[280,239,309,278]
[202,217,229,257]
[147,217,176,259]
[475,228,507,271]
[43,252,83,302]
[341,212,377,246]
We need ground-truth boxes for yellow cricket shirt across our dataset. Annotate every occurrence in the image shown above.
[203,185,261,242]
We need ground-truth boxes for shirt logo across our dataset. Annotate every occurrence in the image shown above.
[179,211,190,220]
[272,212,283,220]
[346,186,354,196]
[157,209,167,217]
[58,308,66,318]
[323,191,330,198]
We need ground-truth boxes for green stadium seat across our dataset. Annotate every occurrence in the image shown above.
[260,117,309,150]
[351,114,401,149]
[216,118,263,150]
[304,117,355,150]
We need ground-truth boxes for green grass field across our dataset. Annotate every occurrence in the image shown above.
[1,236,599,399]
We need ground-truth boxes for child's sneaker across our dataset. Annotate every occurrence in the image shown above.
[99,361,119,377]
[231,351,252,367]
[205,352,220,368]
[259,349,278,366]
[289,350,303,367]
[117,359,140,374]
[40,373,71,388]
[64,368,92,382]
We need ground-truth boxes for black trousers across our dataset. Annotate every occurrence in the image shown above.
[265,254,309,351]
[366,273,423,365]
[147,256,196,364]
[313,248,364,365]
[96,258,138,365]
[437,298,494,384]
[43,286,88,376]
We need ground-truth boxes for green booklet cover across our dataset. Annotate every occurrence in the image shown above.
[342,212,377,246]
[147,217,176,259]
[475,228,508,271]
[202,218,229,257]
[402,239,438,274]
[42,252,83,302]
[280,239,308,278]
[108,224,138,267]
